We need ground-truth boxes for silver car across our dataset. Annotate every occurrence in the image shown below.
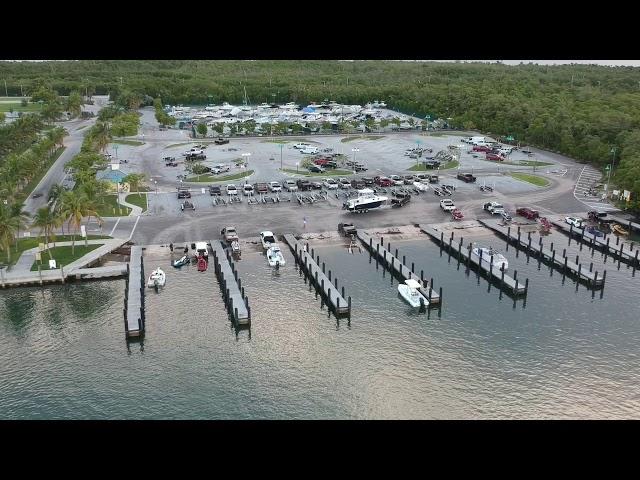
[269,181,282,192]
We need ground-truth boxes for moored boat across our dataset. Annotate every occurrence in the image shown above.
[398,279,429,308]
[173,255,190,268]
[471,246,509,271]
[266,245,286,268]
[147,267,166,288]
[197,255,208,272]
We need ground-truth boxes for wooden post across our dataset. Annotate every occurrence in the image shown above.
[342,286,345,298]
[348,296,352,314]
[594,271,599,287]
[589,262,593,272]
[328,269,332,281]
[439,287,443,304]
[500,268,505,289]
[322,262,325,274]
[513,270,518,285]
[381,236,384,246]
[551,250,556,264]
[524,278,529,294]
[411,262,414,273]
[403,255,406,265]
[602,270,607,285]
[575,255,579,264]
[577,263,582,279]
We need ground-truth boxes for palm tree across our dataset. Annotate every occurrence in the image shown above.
[91,121,112,153]
[123,173,145,197]
[32,207,58,258]
[59,191,101,254]
[0,205,20,264]
[9,202,30,251]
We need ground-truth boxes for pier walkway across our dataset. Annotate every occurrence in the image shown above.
[283,234,351,317]
[210,240,250,326]
[478,219,605,287]
[419,224,528,295]
[124,246,145,338]
[551,220,638,266]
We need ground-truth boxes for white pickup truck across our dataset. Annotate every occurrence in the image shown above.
[440,199,456,212]
[483,201,505,214]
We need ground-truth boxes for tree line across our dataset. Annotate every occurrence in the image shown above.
[1,60,640,208]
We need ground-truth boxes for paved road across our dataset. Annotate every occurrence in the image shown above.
[23,102,103,216]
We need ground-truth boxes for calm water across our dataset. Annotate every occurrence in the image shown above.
[1,232,639,419]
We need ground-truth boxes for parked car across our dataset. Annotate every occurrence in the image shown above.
[310,181,323,190]
[440,199,455,211]
[565,216,584,228]
[483,202,505,214]
[351,178,366,189]
[586,226,604,237]
[177,188,191,199]
[362,177,374,186]
[226,184,238,195]
[242,184,254,196]
[339,178,351,189]
[31,192,43,199]
[221,226,239,242]
[516,207,540,220]
[214,137,229,145]
[389,175,404,186]
[375,176,393,187]
[209,185,221,196]
[323,178,339,189]
[309,165,325,173]
[269,181,282,192]
[457,173,477,183]
[296,179,313,191]
[486,153,504,162]
[403,175,415,185]
[253,182,269,194]
[293,143,309,149]
[283,180,298,192]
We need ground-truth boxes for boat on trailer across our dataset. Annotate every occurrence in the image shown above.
[342,188,388,213]
[612,224,629,236]
[398,279,429,308]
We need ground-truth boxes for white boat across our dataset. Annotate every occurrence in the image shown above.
[471,246,509,271]
[266,245,286,267]
[398,279,428,308]
[343,188,388,212]
[260,231,277,250]
[147,267,166,288]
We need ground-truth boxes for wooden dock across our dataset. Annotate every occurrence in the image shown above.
[551,219,639,266]
[210,240,251,326]
[478,219,606,288]
[355,230,441,305]
[419,224,528,295]
[283,234,351,318]
[124,246,145,338]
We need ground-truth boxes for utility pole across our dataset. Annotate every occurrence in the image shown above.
[280,143,284,170]
[4,79,7,97]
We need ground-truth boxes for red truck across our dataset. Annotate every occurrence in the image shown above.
[486,153,504,162]
[374,176,393,187]
[516,207,540,220]
[473,145,492,153]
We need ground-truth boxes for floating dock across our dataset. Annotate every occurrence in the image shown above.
[124,246,145,338]
[419,224,528,295]
[356,230,441,305]
[283,234,351,318]
[478,219,606,288]
[210,240,250,326]
[551,219,638,266]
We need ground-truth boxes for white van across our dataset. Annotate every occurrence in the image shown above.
[300,146,319,154]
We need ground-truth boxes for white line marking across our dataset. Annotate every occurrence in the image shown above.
[108,218,121,236]
[129,215,141,240]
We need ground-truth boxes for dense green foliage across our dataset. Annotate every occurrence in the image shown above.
[1,60,640,204]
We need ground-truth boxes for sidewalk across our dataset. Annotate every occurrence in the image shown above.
[119,196,143,215]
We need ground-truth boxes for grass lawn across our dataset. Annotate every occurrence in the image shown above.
[1,235,111,267]
[95,195,132,217]
[508,172,550,187]
[408,160,459,171]
[0,102,43,112]
[30,244,103,271]
[280,168,353,176]
[340,135,385,143]
[16,147,66,201]
[185,170,255,183]
[112,139,145,146]
[261,139,291,144]
[502,160,554,167]
[125,193,148,212]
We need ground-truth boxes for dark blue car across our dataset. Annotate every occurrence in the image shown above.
[586,226,604,237]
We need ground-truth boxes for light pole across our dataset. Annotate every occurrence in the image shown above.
[352,148,359,164]
[242,152,251,176]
